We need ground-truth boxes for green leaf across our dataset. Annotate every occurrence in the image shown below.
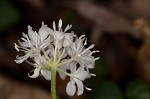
[92,55,107,78]
[91,80,124,99]
[0,0,21,32]
[126,79,150,99]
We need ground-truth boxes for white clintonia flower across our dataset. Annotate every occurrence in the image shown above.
[28,56,51,80]
[68,35,100,69]
[14,19,99,96]
[14,23,51,63]
[66,63,91,96]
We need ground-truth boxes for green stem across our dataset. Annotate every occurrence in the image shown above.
[56,68,71,77]
[57,58,74,67]
[42,50,52,64]
[51,67,57,99]
[56,48,65,64]
[54,41,58,63]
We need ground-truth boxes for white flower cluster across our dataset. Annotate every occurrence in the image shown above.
[14,19,100,96]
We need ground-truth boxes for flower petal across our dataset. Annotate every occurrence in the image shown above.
[41,69,51,80]
[18,41,29,47]
[28,26,37,42]
[28,68,40,78]
[53,31,64,41]
[39,25,49,42]
[75,70,89,81]
[14,54,30,64]
[74,78,84,96]
[70,62,77,73]
[33,56,41,65]
[66,80,76,96]
[58,72,66,80]
[39,42,49,50]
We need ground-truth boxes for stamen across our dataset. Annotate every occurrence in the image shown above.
[84,86,92,91]
[78,44,94,56]
[79,35,85,39]
[64,24,72,32]
[53,21,56,31]
[91,73,96,76]
[91,50,100,55]
[26,60,34,66]
[14,43,19,51]
[58,19,62,28]
[21,38,27,42]
[95,57,100,61]
[84,38,87,45]
[57,68,71,77]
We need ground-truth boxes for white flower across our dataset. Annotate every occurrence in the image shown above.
[66,64,91,96]
[63,33,76,47]
[14,19,99,97]
[68,35,100,69]
[58,61,73,80]
[28,56,51,80]
[43,19,75,49]
[14,23,51,63]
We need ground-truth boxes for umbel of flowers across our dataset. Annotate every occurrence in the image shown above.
[14,19,100,99]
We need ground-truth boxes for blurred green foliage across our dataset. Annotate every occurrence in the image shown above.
[126,80,150,99]
[92,80,124,99]
[89,55,124,99]
[0,0,21,32]
[89,54,150,99]
[92,55,107,79]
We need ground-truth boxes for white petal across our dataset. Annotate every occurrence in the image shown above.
[39,42,49,50]
[70,62,77,73]
[74,78,84,96]
[86,62,95,69]
[75,70,89,81]
[53,31,64,40]
[33,56,41,64]
[58,64,69,80]
[58,72,66,80]
[57,40,63,50]
[39,27,49,42]
[63,35,73,47]
[63,39,70,47]
[28,26,37,42]
[18,41,29,47]
[28,68,40,78]
[14,54,30,64]
[41,69,51,80]
[39,36,51,50]
[39,36,52,50]
[66,80,76,96]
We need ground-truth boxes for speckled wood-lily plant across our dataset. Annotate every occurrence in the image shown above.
[14,19,100,99]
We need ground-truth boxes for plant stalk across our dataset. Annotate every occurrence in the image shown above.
[51,67,57,99]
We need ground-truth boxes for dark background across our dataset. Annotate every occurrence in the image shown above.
[1,0,150,99]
